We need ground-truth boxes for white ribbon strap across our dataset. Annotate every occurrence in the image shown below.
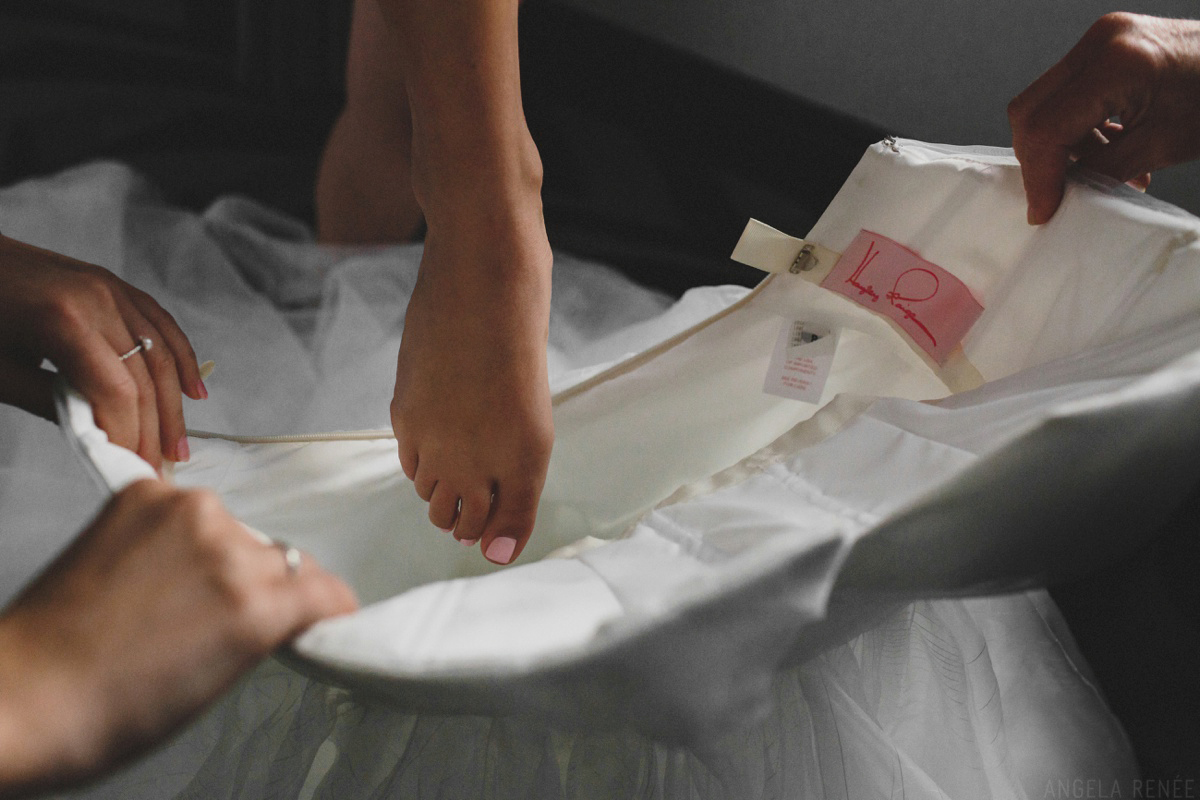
[730,219,842,284]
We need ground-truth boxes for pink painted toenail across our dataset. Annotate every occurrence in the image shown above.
[485,536,517,564]
[438,525,454,534]
[459,538,477,547]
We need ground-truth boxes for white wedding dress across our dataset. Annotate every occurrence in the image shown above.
[9,138,1196,798]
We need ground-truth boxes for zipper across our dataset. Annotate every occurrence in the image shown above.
[185,428,396,444]
[185,282,775,445]
[881,137,1017,167]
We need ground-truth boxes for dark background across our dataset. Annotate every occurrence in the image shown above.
[0,0,881,295]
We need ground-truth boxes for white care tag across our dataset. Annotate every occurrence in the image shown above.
[763,321,837,403]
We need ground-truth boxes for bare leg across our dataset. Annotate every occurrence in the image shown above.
[319,0,553,565]
[315,0,423,243]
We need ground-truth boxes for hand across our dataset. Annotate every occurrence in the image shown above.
[0,235,205,468]
[0,480,357,797]
[392,193,554,565]
[1008,13,1200,224]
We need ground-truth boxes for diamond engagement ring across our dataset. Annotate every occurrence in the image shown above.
[118,336,154,361]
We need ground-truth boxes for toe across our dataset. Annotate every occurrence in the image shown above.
[428,483,459,532]
[398,440,419,482]
[454,488,491,544]
[412,462,437,502]
[480,480,540,565]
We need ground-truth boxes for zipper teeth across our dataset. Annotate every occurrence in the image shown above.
[884,137,1019,167]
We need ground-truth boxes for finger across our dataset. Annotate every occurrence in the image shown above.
[1128,172,1152,191]
[143,335,188,463]
[479,479,540,566]
[108,326,163,471]
[453,489,490,544]
[128,288,204,401]
[427,483,459,532]
[1012,72,1119,224]
[274,568,359,640]
[231,543,358,650]
[1068,124,1118,163]
[1078,124,1158,184]
[45,326,141,454]
[1013,134,1072,226]
[114,301,188,463]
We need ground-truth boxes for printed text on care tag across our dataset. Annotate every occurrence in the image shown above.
[821,231,983,364]
[763,321,836,403]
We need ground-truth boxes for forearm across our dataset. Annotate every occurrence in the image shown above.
[0,663,37,798]
[0,712,37,799]
[0,617,89,799]
[372,0,541,223]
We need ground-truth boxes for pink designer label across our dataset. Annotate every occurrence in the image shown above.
[820,230,983,364]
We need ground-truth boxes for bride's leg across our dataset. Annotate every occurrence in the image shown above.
[318,0,553,565]
[315,0,423,244]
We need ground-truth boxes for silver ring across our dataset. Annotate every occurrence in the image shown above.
[118,336,154,362]
[272,539,302,576]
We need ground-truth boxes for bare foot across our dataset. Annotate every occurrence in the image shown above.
[392,201,554,564]
[322,0,554,562]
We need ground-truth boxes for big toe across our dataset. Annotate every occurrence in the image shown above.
[481,486,540,566]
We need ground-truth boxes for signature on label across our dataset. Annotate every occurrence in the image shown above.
[822,229,983,364]
[845,239,939,345]
[846,242,880,302]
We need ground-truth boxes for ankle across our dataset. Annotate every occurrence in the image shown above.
[410,126,545,230]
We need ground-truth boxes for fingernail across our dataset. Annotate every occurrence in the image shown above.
[176,435,190,462]
[197,380,209,400]
[485,536,517,565]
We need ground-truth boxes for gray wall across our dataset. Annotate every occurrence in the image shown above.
[558,0,1200,213]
